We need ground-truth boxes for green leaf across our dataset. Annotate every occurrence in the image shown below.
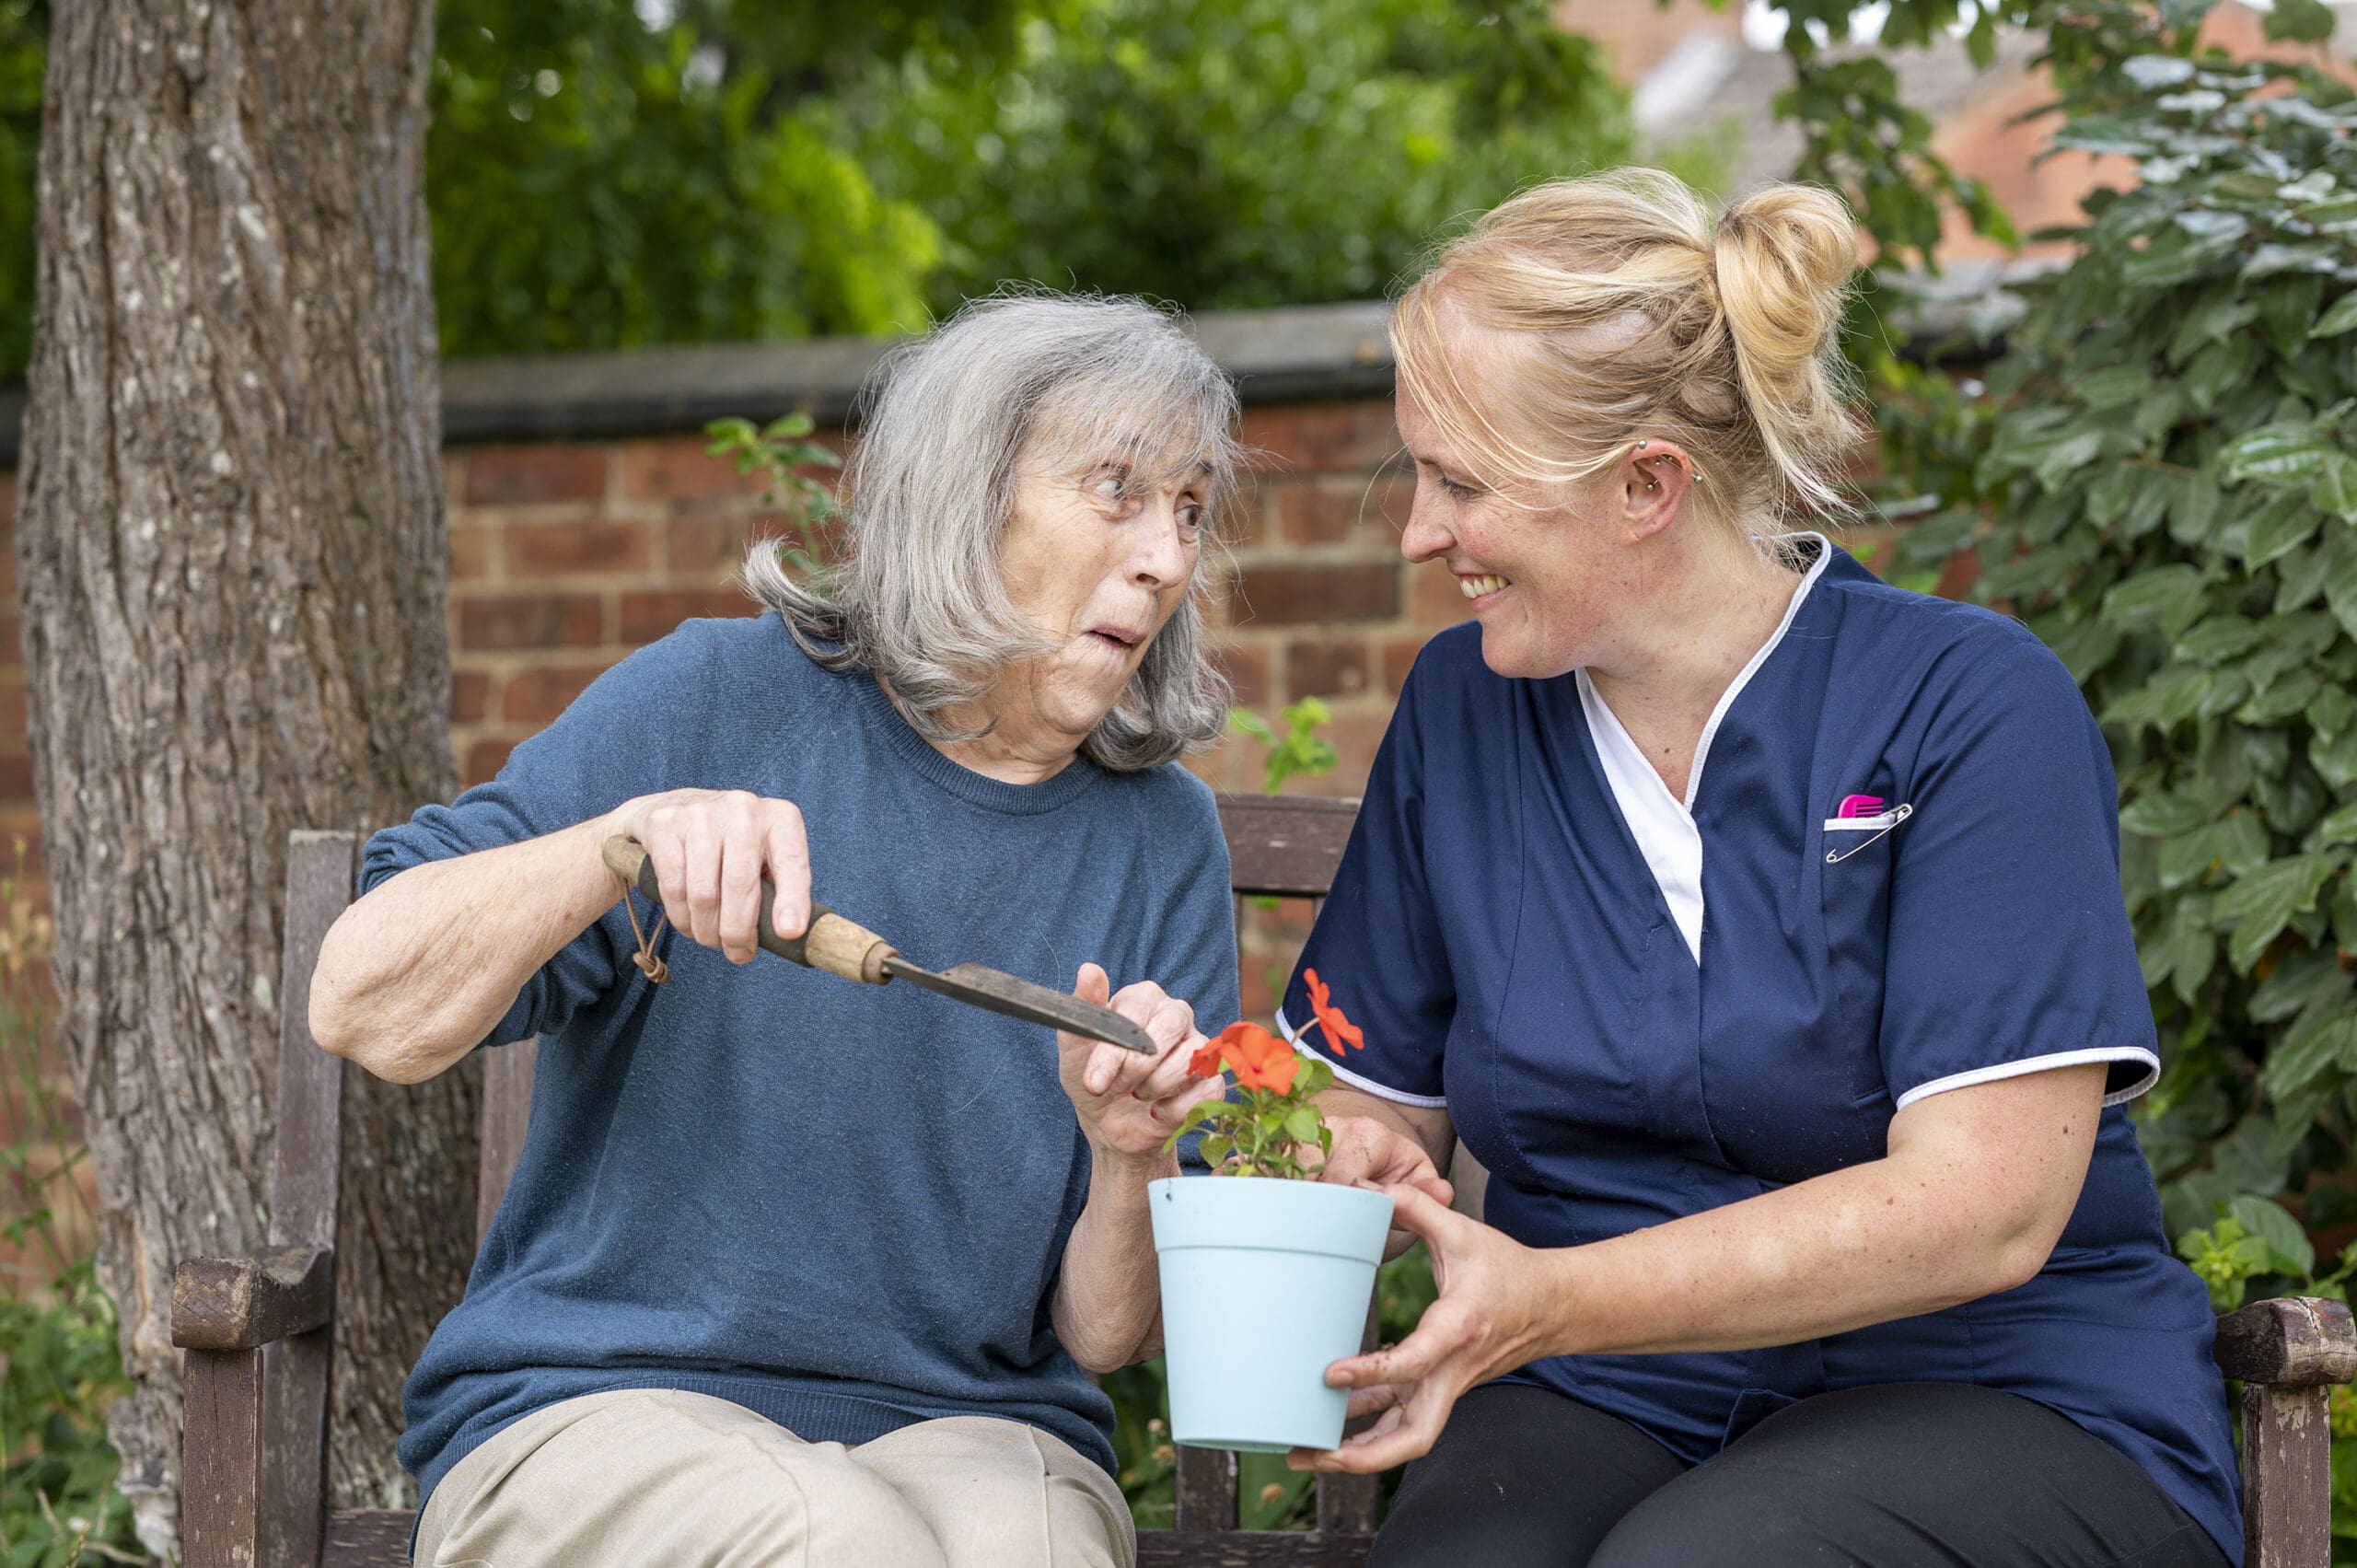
[2314,457,2357,521]
[2120,792,2212,837]
[2312,292,2357,340]
[2079,366,2153,412]
[2310,685,2357,744]
[2219,854,2337,969]
[2229,1194,2316,1277]
[2100,565,2211,633]
[2247,947,2349,1022]
[2243,497,2324,566]
[2319,798,2357,847]
[1283,1105,1322,1143]
[2221,426,2338,485]
[2265,0,2337,41]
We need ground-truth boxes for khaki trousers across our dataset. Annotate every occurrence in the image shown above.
[412,1388,1135,1568]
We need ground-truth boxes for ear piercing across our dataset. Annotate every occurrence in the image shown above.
[1635,440,1661,491]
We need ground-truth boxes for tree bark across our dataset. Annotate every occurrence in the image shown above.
[19,2,476,1551]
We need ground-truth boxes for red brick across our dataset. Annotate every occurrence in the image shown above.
[668,516,751,575]
[451,670,490,724]
[0,683,27,735]
[450,525,493,581]
[500,664,609,724]
[464,738,515,786]
[1934,549,1980,601]
[1214,479,1271,549]
[619,587,757,645]
[0,617,21,666]
[1381,636,1427,696]
[1213,643,1271,709]
[0,752,31,802]
[462,446,609,507]
[1279,483,1358,545]
[620,437,772,503]
[1231,563,1398,627]
[1284,638,1369,699]
[0,473,17,529]
[1407,563,1473,628]
[1238,403,1399,474]
[506,520,651,576]
[457,594,603,651]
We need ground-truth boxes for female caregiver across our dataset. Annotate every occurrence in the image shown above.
[1280,170,2241,1567]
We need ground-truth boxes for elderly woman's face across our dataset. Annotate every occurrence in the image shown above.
[995,458,1206,745]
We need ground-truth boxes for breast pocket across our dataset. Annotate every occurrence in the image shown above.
[1819,803,1910,1110]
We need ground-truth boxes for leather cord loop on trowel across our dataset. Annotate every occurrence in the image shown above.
[614,875,671,984]
[599,835,897,985]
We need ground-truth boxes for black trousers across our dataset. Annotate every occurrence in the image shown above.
[1368,1381,2230,1568]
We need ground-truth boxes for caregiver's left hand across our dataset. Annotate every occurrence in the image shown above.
[1289,1182,1563,1475]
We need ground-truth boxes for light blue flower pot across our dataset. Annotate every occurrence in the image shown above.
[1149,1176,1395,1454]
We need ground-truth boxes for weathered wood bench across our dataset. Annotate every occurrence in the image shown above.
[176,796,2357,1567]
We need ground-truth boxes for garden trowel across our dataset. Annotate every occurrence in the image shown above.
[601,835,1155,1053]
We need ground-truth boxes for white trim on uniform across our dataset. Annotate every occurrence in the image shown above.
[1274,1005,1449,1109]
[1892,1046,2162,1112]
[1577,532,1834,968]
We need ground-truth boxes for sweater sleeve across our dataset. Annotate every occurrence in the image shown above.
[359,623,720,1048]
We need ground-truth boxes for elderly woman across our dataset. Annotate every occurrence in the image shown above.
[308,293,1242,1568]
[1274,171,2242,1568]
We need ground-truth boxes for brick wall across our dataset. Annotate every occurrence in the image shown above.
[440,397,1456,807]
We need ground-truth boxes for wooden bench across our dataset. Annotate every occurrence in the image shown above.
[175,796,2357,1567]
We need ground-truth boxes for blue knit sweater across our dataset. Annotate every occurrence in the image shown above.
[365,615,1239,1505]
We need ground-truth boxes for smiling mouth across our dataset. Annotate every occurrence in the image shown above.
[1086,628,1144,651]
[1457,574,1513,599]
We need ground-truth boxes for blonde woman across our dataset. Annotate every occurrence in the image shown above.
[1277,173,2240,1567]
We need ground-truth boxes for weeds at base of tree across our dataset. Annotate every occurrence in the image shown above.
[0,852,146,1566]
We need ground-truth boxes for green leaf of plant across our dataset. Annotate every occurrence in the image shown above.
[2229,1194,2316,1277]
[2221,426,2338,485]
[2120,791,2212,837]
[2265,0,2337,42]
[2313,293,2357,340]
[2319,798,2357,848]
[1283,1105,1322,1144]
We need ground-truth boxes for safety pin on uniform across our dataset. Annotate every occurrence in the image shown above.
[1825,803,1912,864]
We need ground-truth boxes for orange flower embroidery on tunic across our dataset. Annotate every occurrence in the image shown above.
[1303,969,1364,1055]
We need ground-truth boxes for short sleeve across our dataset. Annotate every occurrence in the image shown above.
[359,632,713,1048]
[1878,637,2159,1111]
[1277,660,1454,1106]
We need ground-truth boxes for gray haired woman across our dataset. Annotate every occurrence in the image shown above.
[308,294,1245,1568]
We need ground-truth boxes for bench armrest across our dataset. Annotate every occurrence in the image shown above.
[2214,1295,2357,1388]
[171,1244,335,1351]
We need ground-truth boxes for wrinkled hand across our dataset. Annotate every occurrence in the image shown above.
[606,789,811,965]
[1288,1183,1561,1475]
[1057,964,1225,1167]
[1319,1114,1452,1259]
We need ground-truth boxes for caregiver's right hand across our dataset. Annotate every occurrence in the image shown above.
[605,788,813,965]
[1321,1112,1452,1257]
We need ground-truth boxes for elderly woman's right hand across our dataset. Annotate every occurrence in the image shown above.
[606,789,813,965]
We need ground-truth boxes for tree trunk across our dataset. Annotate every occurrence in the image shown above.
[18,2,477,1551]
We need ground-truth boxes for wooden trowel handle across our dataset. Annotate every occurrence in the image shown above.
[600,834,896,984]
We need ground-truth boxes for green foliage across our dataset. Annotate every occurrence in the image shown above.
[0,862,143,1566]
[1857,7,2357,1249]
[704,412,841,586]
[2177,1197,2357,1311]
[429,0,942,358]
[1231,698,1340,797]
[837,0,1637,312]
[0,1,41,385]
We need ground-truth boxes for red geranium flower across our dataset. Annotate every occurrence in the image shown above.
[1303,969,1364,1056]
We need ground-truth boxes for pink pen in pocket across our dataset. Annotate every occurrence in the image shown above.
[1836,794,1887,819]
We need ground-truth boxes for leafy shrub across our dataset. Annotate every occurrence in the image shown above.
[0,863,144,1565]
[1870,5,2357,1296]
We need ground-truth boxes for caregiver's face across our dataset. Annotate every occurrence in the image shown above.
[1396,383,1620,682]
[996,454,1206,740]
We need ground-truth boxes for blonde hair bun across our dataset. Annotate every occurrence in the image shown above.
[1391,168,1863,531]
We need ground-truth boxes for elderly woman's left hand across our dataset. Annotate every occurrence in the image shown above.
[1289,1182,1566,1475]
[1057,963,1225,1166]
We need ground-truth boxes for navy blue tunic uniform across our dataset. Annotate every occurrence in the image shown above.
[1280,541,2243,1565]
